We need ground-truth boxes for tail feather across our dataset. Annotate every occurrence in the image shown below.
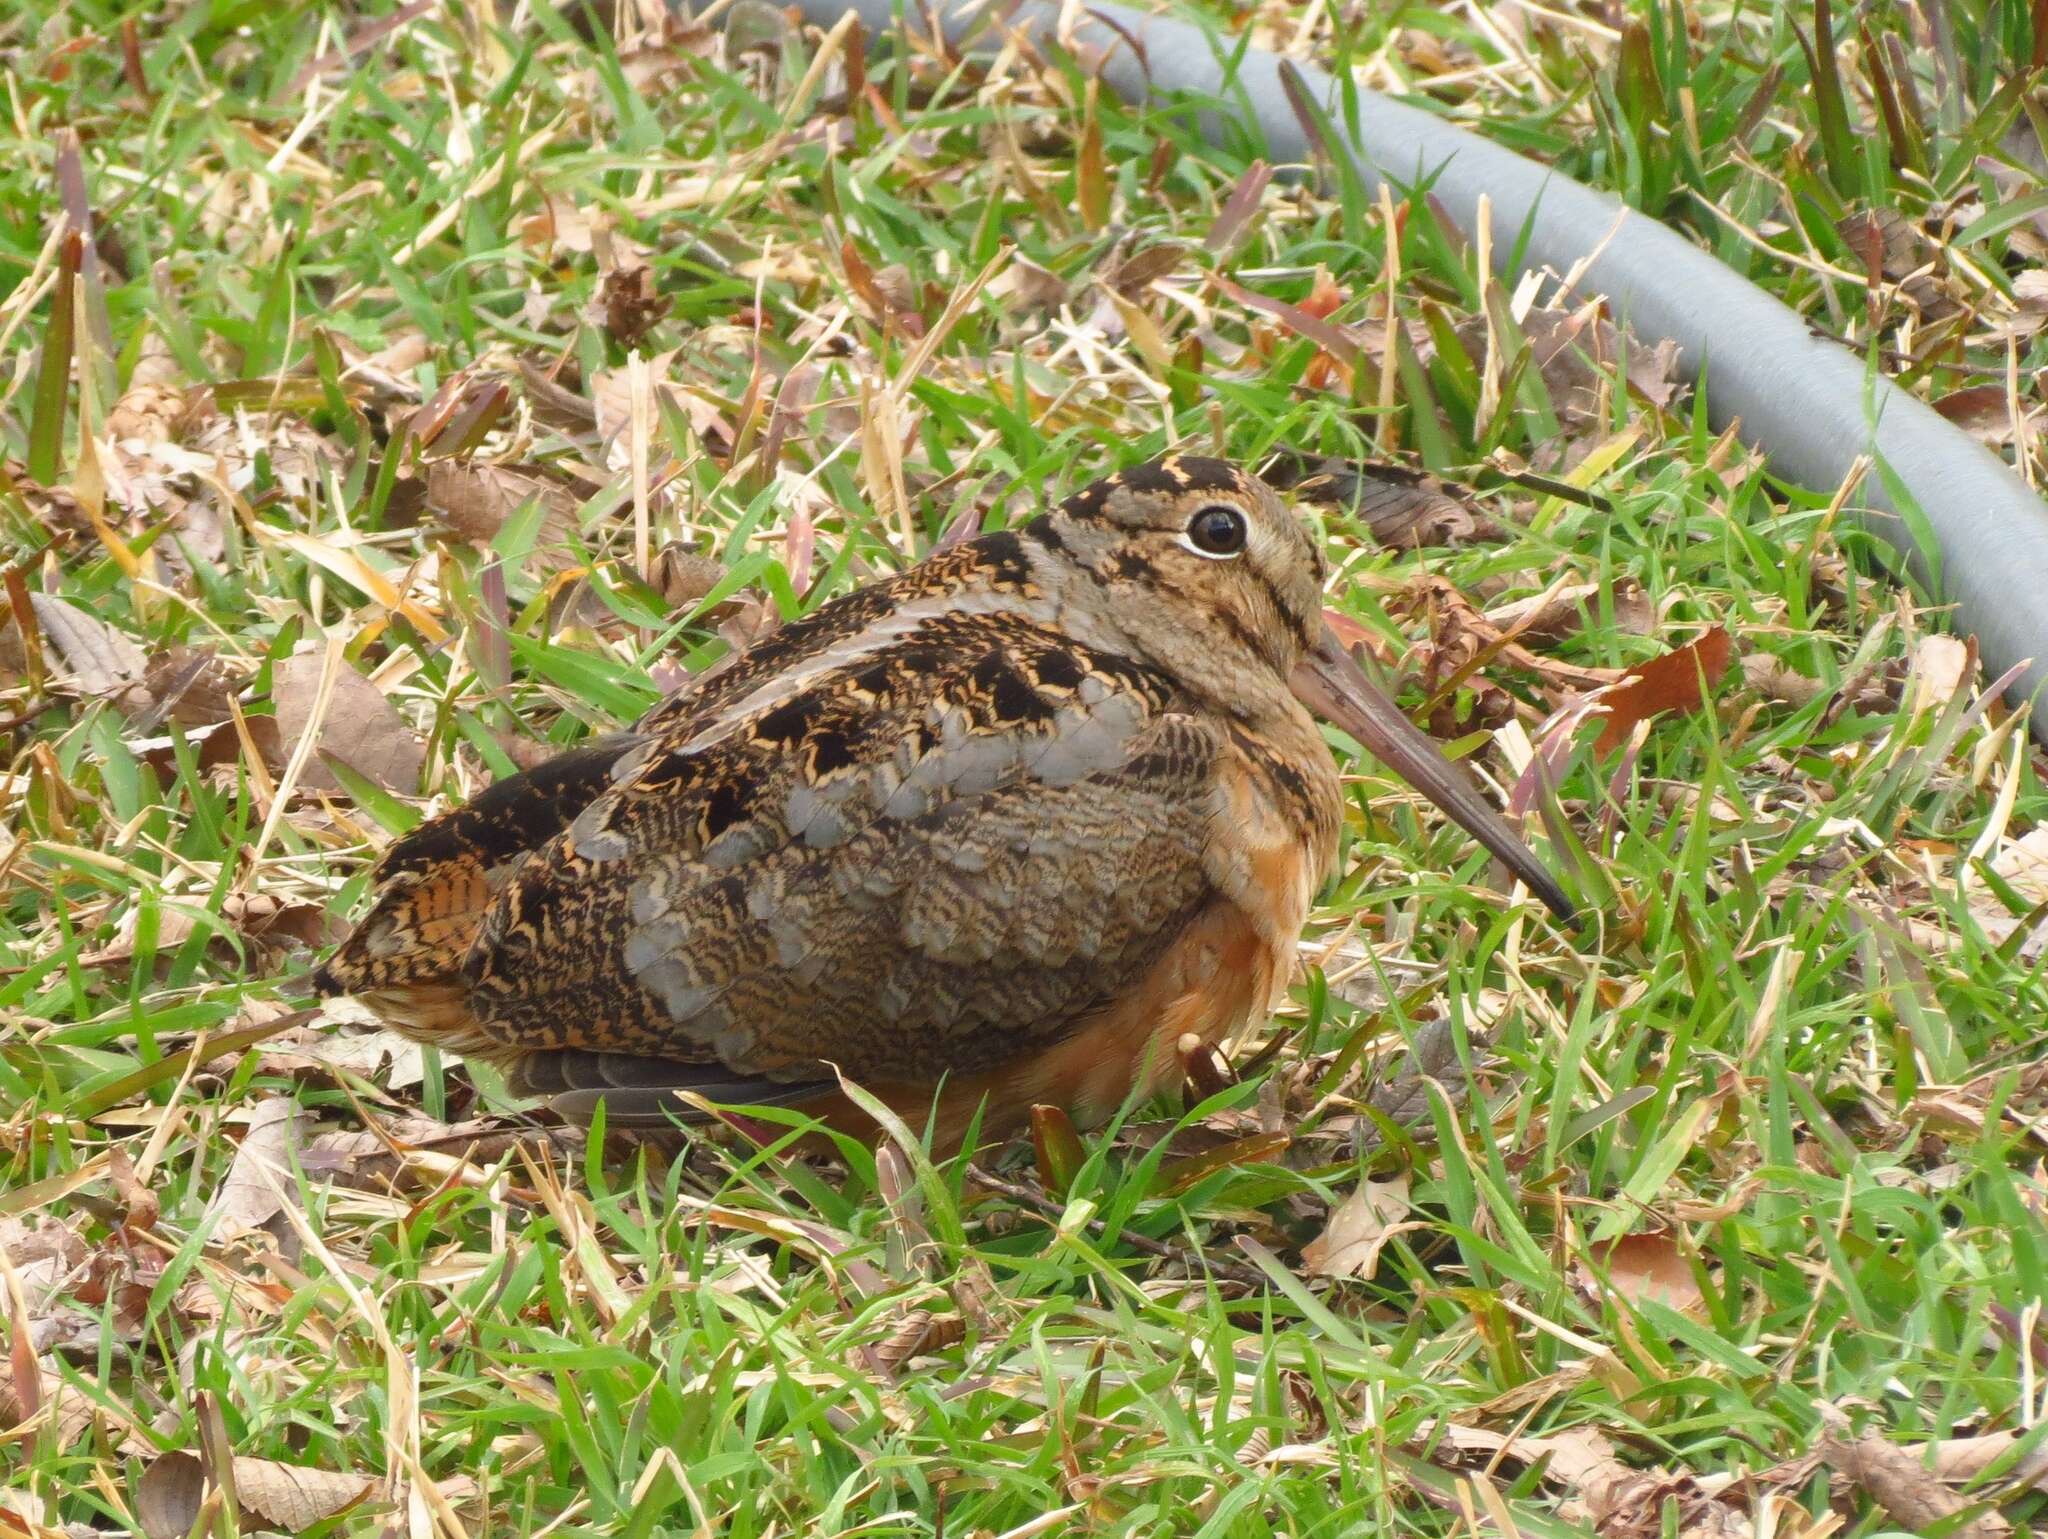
[316,734,643,1054]
[505,1049,834,1127]
[313,855,508,1052]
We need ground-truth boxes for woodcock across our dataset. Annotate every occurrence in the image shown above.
[315,456,1573,1148]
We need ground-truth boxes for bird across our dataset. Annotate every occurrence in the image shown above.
[314,454,1572,1149]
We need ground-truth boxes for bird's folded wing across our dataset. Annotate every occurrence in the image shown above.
[460,611,1227,1087]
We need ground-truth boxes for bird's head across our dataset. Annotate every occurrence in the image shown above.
[1027,453,1574,920]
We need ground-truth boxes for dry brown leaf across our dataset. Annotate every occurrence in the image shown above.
[333,328,432,403]
[255,1017,426,1091]
[301,1118,582,1193]
[1592,627,1735,754]
[1822,1425,2010,1539]
[0,1220,87,1319]
[595,263,671,347]
[116,646,243,732]
[1970,827,2048,957]
[1933,383,2016,433]
[0,1361,99,1455]
[137,1451,379,1539]
[618,35,719,92]
[1463,300,1684,444]
[1206,159,1273,254]
[187,410,329,504]
[648,545,728,609]
[1838,205,1962,323]
[75,892,336,974]
[1301,1173,1413,1280]
[1486,578,1655,644]
[1740,652,1827,710]
[1905,632,1976,719]
[107,380,191,445]
[519,201,649,264]
[25,593,147,696]
[267,651,425,794]
[424,459,583,564]
[1106,241,1189,297]
[205,1097,312,1238]
[1391,575,1625,701]
[866,1309,964,1376]
[1916,1428,2048,1492]
[590,349,735,458]
[1299,462,1505,549]
[1436,1423,1755,1537]
[1574,1232,1706,1315]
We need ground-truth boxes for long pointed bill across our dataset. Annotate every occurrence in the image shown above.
[1290,624,1576,921]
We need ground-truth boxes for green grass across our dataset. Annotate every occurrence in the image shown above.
[5,1,2048,1534]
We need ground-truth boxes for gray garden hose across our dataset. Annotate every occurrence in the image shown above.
[789,0,2048,745]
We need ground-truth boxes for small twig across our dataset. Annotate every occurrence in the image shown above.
[964,1162,1269,1289]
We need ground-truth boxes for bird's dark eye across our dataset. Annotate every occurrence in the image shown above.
[1184,503,1248,558]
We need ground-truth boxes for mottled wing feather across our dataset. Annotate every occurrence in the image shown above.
[312,733,644,1015]
[635,533,1044,744]
[458,606,1224,1088]
[625,722,1220,1083]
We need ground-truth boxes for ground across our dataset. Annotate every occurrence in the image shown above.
[4,1,2048,1536]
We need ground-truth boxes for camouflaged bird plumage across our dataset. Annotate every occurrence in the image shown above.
[316,454,1563,1144]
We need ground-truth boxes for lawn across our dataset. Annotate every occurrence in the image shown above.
[5,1,2048,1535]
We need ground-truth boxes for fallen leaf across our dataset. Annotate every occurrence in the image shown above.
[205,1097,312,1239]
[25,593,147,696]
[1106,241,1188,298]
[301,1118,583,1194]
[1933,383,2014,432]
[1821,1417,2010,1539]
[590,349,735,459]
[1391,574,1625,698]
[137,1452,378,1539]
[1302,1173,1413,1280]
[106,379,190,444]
[519,200,648,263]
[1292,461,1506,549]
[1917,1428,2048,1493]
[1591,627,1735,754]
[75,892,335,974]
[647,545,728,609]
[116,646,243,733]
[1485,578,1655,643]
[1970,826,2048,957]
[1214,274,1364,369]
[1205,160,1273,254]
[267,651,426,794]
[866,1309,965,1377]
[1837,205,1959,322]
[1435,1423,1756,1537]
[594,263,671,347]
[424,459,583,566]
[187,410,330,505]
[1457,299,1683,465]
[0,1359,98,1454]
[1905,632,1975,719]
[0,1219,87,1319]
[1740,652,1827,710]
[1574,1232,1705,1314]
[406,373,513,462]
[255,1016,426,1092]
